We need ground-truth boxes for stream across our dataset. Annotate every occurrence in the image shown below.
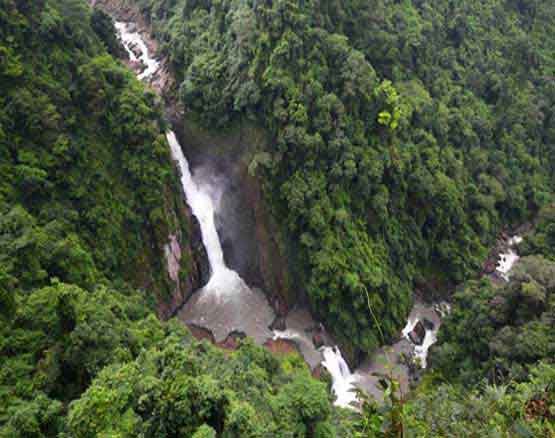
[114,20,524,409]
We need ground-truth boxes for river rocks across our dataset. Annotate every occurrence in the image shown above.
[219,332,245,350]
[187,324,215,343]
[312,332,325,349]
[129,59,146,74]
[269,316,286,331]
[408,321,426,346]
[187,325,247,350]
[422,318,435,331]
[264,337,300,356]
[433,302,452,318]
[128,41,142,58]
[483,259,497,274]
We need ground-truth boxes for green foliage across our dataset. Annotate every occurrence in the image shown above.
[520,204,555,261]
[0,0,188,300]
[91,8,125,57]
[351,362,555,437]
[65,334,334,437]
[2,0,555,436]
[1,279,335,437]
[432,255,555,386]
[135,0,555,356]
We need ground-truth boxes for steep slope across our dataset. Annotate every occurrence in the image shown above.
[125,0,555,360]
[0,0,205,319]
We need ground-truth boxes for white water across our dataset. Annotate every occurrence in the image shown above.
[272,329,303,342]
[401,317,418,339]
[401,303,444,369]
[116,18,276,345]
[496,235,523,281]
[413,330,437,368]
[115,22,160,80]
[166,132,240,291]
[321,346,359,408]
[272,328,359,408]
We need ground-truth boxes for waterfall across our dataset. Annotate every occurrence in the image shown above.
[166,132,239,290]
[496,235,523,281]
[321,346,358,408]
[117,21,241,293]
[116,20,276,344]
[115,22,160,80]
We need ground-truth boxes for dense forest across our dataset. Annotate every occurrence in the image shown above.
[134,0,555,359]
[0,0,194,307]
[0,1,335,435]
[1,0,555,436]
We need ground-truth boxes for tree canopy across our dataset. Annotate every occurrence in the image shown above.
[135,0,555,357]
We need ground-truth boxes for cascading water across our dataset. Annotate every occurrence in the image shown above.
[496,235,523,281]
[321,346,359,408]
[166,132,239,289]
[116,20,275,345]
[401,317,438,369]
[115,22,160,80]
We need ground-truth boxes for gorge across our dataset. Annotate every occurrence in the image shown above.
[3,1,555,435]
[112,13,487,408]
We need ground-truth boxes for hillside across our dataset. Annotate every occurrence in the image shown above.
[1,0,555,437]
[131,0,555,359]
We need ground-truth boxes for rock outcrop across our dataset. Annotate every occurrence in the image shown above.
[173,116,298,312]
[408,321,426,346]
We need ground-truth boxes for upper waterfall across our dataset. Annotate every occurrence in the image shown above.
[115,22,160,80]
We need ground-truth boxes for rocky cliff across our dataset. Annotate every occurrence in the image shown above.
[92,0,299,314]
[91,0,209,318]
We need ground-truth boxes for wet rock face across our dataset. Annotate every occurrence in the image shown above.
[269,316,286,331]
[157,208,209,320]
[408,321,426,346]
[264,337,301,357]
[422,318,435,331]
[176,118,296,311]
[312,332,325,349]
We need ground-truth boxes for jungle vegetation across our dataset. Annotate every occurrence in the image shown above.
[134,0,555,358]
[1,0,554,437]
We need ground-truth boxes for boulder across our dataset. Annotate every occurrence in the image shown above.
[312,332,325,349]
[129,59,146,74]
[422,318,435,331]
[129,41,142,59]
[218,332,246,350]
[483,259,497,274]
[269,316,286,331]
[264,338,298,356]
[408,320,426,346]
